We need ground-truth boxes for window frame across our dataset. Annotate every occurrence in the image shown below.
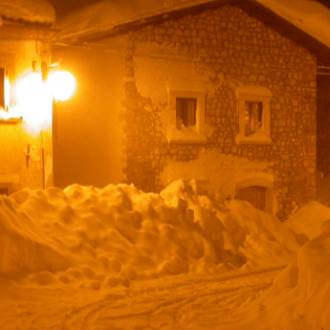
[235,86,272,145]
[175,97,197,129]
[167,89,206,144]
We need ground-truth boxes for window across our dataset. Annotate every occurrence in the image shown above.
[244,101,263,136]
[176,97,197,129]
[167,90,206,143]
[235,86,272,144]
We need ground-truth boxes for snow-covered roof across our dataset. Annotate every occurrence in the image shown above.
[256,0,330,49]
[56,0,221,40]
[0,0,55,25]
[57,0,330,49]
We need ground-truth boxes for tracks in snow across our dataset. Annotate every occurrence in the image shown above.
[61,267,280,330]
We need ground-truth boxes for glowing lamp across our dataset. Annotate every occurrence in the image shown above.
[13,71,52,132]
[47,70,76,101]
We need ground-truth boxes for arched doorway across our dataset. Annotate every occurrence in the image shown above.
[235,174,274,213]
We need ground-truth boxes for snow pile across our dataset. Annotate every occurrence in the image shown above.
[0,180,297,288]
[223,200,298,269]
[285,201,330,243]
[0,0,55,24]
[161,151,271,199]
[244,226,330,330]
[240,202,330,330]
[0,197,71,277]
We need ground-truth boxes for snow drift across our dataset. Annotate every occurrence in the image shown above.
[239,202,330,330]
[243,225,330,330]
[286,201,330,243]
[0,180,298,287]
[2,180,330,329]
[0,196,71,277]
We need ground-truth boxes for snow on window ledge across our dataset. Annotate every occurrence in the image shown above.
[235,131,272,145]
[167,127,207,144]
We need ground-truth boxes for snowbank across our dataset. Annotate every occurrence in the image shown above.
[0,196,71,277]
[239,201,330,330]
[0,180,297,288]
[2,180,330,329]
[243,224,330,330]
[161,151,270,199]
[285,201,330,243]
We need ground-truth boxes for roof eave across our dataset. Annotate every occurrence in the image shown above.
[57,0,237,43]
[0,18,55,41]
[56,0,330,65]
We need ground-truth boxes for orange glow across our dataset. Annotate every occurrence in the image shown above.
[14,71,52,133]
[0,77,16,120]
[4,76,10,109]
[10,69,76,133]
[47,70,76,101]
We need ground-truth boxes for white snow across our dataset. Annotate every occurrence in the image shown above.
[241,216,330,330]
[285,201,330,243]
[0,0,55,24]
[257,0,330,48]
[0,180,329,329]
[161,151,271,199]
[0,180,296,283]
[57,0,215,39]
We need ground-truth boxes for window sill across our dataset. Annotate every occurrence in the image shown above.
[167,128,207,144]
[236,132,272,145]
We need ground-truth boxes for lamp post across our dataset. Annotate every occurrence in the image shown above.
[14,67,76,189]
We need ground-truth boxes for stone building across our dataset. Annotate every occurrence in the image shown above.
[53,0,330,219]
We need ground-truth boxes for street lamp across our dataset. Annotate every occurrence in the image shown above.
[14,67,76,188]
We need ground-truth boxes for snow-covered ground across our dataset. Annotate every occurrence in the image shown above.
[0,180,330,329]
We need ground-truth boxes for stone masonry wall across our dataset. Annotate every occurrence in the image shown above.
[123,4,317,219]
[317,74,330,177]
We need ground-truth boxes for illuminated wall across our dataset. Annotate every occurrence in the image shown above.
[0,40,52,192]
[52,46,125,187]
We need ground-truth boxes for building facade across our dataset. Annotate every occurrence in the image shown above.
[120,4,317,218]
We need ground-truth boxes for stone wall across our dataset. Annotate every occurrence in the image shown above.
[123,4,317,218]
[317,74,330,177]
